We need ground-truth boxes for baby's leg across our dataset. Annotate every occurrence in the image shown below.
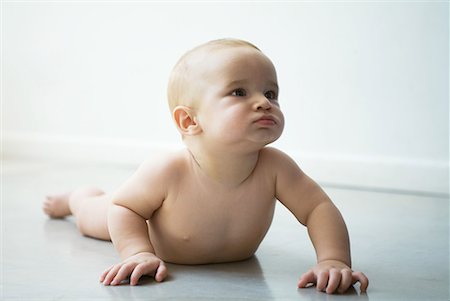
[43,186,111,241]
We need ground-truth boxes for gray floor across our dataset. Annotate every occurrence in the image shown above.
[2,158,449,301]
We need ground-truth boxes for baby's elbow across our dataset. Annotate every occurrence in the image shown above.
[303,200,336,226]
[108,202,144,222]
[109,192,131,208]
[110,196,123,207]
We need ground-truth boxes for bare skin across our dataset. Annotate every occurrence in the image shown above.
[44,147,368,292]
[43,193,72,218]
[43,42,369,293]
[44,188,111,241]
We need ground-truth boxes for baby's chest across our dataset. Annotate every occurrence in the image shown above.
[155,185,276,238]
[148,182,277,263]
[172,187,273,220]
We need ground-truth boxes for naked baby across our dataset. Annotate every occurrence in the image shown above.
[43,38,369,294]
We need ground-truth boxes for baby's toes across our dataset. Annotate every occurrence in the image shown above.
[42,194,71,218]
[42,199,52,214]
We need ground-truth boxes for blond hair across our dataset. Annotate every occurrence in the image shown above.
[167,38,261,112]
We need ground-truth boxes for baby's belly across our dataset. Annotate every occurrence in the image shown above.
[147,200,276,264]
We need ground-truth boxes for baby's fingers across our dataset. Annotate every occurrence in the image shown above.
[337,269,353,294]
[102,265,122,286]
[325,269,342,294]
[298,270,316,288]
[99,265,113,283]
[129,260,167,285]
[155,261,168,282]
[352,271,369,293]
[111,262,137,286]
[316,270,330,292]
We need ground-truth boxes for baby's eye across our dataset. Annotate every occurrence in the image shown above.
[231,88,247,97]
[264,90,277,100]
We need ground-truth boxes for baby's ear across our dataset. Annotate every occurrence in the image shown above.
[172,106,202,136]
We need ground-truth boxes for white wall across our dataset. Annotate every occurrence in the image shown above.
[3,2,449,196]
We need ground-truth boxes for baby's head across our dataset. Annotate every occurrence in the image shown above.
[167,39,260,112]
[167,38,284,150]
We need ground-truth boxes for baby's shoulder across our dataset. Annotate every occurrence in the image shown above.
[137,148,188,181]
[259,147,296,165]
[258,147,302,174]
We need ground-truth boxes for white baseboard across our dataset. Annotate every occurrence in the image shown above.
[2,132,183,166]
[290,152,449,197]
[2,131,448,197]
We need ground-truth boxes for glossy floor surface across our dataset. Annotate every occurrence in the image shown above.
[2,159,449,300]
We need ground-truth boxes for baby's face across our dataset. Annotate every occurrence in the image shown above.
[193,46,285,150]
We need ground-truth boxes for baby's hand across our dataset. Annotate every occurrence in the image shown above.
[100,252,168,286]
[298,260,369,294]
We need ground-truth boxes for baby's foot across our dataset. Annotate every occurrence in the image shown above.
[43,192,72,218]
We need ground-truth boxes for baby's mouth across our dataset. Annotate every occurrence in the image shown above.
[254,115,277,126]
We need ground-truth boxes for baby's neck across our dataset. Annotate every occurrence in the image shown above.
[186,145,261,188]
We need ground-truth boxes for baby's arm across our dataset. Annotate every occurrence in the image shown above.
[270,148,369,294]
[100,156,175,286]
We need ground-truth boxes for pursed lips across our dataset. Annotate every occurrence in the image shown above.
[254,115,277,126]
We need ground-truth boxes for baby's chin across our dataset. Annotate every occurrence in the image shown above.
[254,131,283,145]
[246,135,283,150]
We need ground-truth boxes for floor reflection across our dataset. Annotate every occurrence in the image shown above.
[297,284,370,300]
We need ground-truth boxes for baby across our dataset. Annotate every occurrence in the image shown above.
[43,38,369,294]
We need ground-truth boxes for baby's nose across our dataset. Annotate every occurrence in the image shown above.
[255,96,272,110]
